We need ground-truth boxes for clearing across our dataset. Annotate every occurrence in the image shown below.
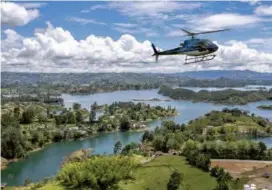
[120,155,217,190]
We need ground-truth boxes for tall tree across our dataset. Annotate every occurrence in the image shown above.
[120,116,131,130]
[89,109,96,123]
[75,111,83,123]
[13,106,20,119]
[114,141,122,154]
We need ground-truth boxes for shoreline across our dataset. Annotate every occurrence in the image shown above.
[1,112,178,170]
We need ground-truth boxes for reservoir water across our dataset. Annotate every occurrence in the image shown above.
[2,89,272,186]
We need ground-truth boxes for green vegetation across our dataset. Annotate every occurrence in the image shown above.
[158,85,272,105]
[187,108,272,138]
[1,94,64,105]
[258,105,272,110]
[1,101,176,160]
[57,156,137,190]
[120,156,217,190]
[141,109,272,160]
[114,141,122,154]
[167,170,183,190]
[6,108,272,190]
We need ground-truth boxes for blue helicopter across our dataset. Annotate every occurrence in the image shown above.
[151,28,229,64]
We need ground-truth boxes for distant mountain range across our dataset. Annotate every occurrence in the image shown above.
[174,70,272,80]
[1,70,272,86]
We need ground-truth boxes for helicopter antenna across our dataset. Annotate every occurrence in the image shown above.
[181,28,230,39]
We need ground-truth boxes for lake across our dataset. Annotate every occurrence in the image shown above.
[178,85,272,92]
[2,89,272,186]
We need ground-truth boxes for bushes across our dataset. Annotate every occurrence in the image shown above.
[121,142,139,155]
[185,150,211,172]
[21,106,35,124]
[57,156,137,189]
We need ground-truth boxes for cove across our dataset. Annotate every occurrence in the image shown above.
[2,89,272,186]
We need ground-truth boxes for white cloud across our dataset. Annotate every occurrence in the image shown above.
[241,0,260,6]
[1,2,40,26]
[188,13,265,30]
[113,23,158,37]
[114,23,138,28]
[81,4,108,13]
[109,2,201,24]
[1,23,272,73]
[167,13,269,36]
[225,37,272,52]
[19,3,47,9]
[255,5,272,16]
[67,17,106,25]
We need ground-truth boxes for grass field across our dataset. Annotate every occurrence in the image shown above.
[120,155,217,190]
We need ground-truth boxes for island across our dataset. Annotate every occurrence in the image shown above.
[158,85,272,105]
[257,105,272,110]
[132,98,171,102]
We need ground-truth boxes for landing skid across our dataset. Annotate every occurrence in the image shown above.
[184,54,216,64]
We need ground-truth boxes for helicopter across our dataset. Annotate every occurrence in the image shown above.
[151,28,229,64]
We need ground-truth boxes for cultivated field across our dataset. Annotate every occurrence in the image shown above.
[211,159,272,189]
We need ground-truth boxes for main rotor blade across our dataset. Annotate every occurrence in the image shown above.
[180,28,230,36]
[181,29,194,36]
[191,29,230,35]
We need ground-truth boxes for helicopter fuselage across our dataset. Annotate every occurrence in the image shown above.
[155,38,218,57]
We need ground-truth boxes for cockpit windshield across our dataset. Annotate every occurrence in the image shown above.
[200,40,211,46]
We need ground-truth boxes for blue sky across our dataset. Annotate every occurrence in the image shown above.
[1,1,272,72]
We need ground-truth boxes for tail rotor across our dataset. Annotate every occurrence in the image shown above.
[151,43,159,62]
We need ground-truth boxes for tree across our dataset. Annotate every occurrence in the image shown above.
[153,135,165,151]
[210,166,220,178]
[38,111,48,123]
[21,106,35,124]
[258,141,267,154]
[1,112,19,128]
[31,131,45,147]
[114,141,122,154]
[89,109,96,123]
[73,103,81,111]
[57,156,137,190]
[66,112,76,124]
[215,180,231,190]
[142,131,154,142]
[1,127,27,159]
[163,120,176,132]
[91,101,98,110]
[75,111,83,123]
[14,106,20,119]
[167,170,182,190]
[47,107,50,118]
[121,142,139,155]
[120,116,131,130]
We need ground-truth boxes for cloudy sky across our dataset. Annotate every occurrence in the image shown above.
[1,1,272,73]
